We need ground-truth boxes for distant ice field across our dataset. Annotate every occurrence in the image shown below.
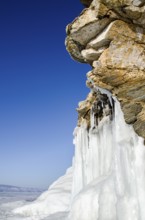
[0,192,41,220]
[0,192,68,220]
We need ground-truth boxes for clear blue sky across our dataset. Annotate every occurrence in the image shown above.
[0,0,90,188]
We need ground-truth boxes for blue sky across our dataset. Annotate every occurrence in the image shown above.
[0,0,90,188]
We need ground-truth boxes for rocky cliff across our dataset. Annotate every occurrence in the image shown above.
[66,0,145,140]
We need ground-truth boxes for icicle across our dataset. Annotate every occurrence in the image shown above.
[70,93,145,220]
[87,77,113,107]
[13,86,145,220]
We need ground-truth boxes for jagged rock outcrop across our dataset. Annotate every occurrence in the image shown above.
[66,0,145,139]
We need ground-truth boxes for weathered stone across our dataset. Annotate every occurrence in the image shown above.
[124,5,142,19]
[66,1,116,60]
[81,47,106,62]
[87,20,145,50]
[99,39,145,70]
[99,0,145,28]
[134,109,145,139]
[109,76,145,100]
[70,18,112,45]
[66,0,145,140]
[121,102,142,124]
[69,2,109,34]
[65,37,85,63]
[77,91,97,126]
[133,0,145,7]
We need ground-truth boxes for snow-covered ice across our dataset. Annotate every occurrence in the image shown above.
[68,97,145,220]
[2,93,145,220]
[13,167,72,219]
[0,191,41,220]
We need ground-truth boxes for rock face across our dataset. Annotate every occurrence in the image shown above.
[80,0,93,7]
[66,0,145,140]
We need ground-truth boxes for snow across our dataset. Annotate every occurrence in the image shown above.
[13,167,72,220]
[0,191,41,220]
[68,97,145,220]
[2,92,145,220]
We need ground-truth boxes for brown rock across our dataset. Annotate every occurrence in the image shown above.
[134,111,145,139]
[121,101,142,124]
[66,0,145,141]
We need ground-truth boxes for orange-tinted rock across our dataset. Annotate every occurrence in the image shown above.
[66,0,145,140]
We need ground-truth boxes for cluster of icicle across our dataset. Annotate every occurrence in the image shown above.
[14,89,145,220]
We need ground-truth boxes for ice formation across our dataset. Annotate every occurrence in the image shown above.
[69,95,145,220]
[13,91,145,220]
[13,167,72,219]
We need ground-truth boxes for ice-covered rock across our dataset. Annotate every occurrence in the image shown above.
[69,96,145,220]
[14,92,145,220]
[66,0,145,140]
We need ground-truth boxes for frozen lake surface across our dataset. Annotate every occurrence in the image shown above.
[0,192,68,220]
[0,192,42,220]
